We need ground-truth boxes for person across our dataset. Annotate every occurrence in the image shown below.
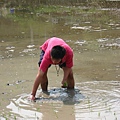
[30,37,75,100]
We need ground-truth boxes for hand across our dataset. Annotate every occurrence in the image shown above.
[29,94,35,101]
[61,80,68,88]
[61,80,66,84]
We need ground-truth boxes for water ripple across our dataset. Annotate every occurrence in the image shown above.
[75,81,120,120]
[6,81,120,120]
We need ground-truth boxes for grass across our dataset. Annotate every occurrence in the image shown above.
[98,112,100,117]
[7,5,105,18]
[6,4,119,33]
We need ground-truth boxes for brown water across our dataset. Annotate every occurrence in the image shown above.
[0,9,120,120]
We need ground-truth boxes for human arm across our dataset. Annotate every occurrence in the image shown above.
[61,47,73,86]
[62,67,75,89]
[30,58,50,100]
[62,67,71,85]
[30,70,44,100]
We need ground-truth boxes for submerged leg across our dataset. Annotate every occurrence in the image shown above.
[67,69,75,89]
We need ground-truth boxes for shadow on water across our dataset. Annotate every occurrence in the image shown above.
[35,88,84,105]
[6,88,83,120]
[5,81,120,120]
[0,2,120,120]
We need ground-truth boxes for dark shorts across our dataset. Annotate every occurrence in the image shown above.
[38,50,45,67]
[38,50,66,68]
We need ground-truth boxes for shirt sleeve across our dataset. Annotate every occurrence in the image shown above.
[40,39,50,51]
[39,58,50,72]
[66,51,73,68]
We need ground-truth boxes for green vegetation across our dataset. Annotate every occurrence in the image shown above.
[63,81,68,87]
[4,5,113,24]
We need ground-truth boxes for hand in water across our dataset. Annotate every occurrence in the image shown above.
[29,94,35,101]
[61,81,68,88]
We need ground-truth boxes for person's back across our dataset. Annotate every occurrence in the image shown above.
[39,37,73,72]
[40,37,68,51]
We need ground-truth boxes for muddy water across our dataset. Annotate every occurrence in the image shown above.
[0,11,120,120]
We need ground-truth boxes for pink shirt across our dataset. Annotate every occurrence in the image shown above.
[39,37,73,72]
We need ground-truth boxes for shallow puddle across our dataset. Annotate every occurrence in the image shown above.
[0,5,120,120]
[3,81,119,120]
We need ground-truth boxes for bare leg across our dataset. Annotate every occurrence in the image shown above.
[41,70,48,91]
[67,69,75,89]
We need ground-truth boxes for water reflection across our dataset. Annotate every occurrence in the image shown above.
[75,81,120,120]
[6,88,83,120]
[35,88,83,105]
[0,3,120,120]
[98,37,120,49]
[7,94,43,120]
[6,81,120,120]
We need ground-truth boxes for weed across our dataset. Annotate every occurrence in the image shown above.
[98,112,100,117]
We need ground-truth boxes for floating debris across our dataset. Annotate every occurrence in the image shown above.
[21,31,25,34]
[116,27,120,30]
[0,55,4,59]
[84,21,91,24]
[7,83,13,86]
[74,40,86,46]
[27,45,35,48]
[7,80,26,86]
[8,49,14,52]
[22,48,35,53]
[1,40,4,42]
[92,29,107,32]
[97,38,109,42]
[6,46,15,50]
[104,43,120,48]
[71,26,92,30]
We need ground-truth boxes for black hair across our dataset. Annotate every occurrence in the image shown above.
[51,45,66,59]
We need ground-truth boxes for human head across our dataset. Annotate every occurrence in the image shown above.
[51,45,66,64]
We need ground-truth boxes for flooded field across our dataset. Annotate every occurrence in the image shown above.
[0,5,120,120]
